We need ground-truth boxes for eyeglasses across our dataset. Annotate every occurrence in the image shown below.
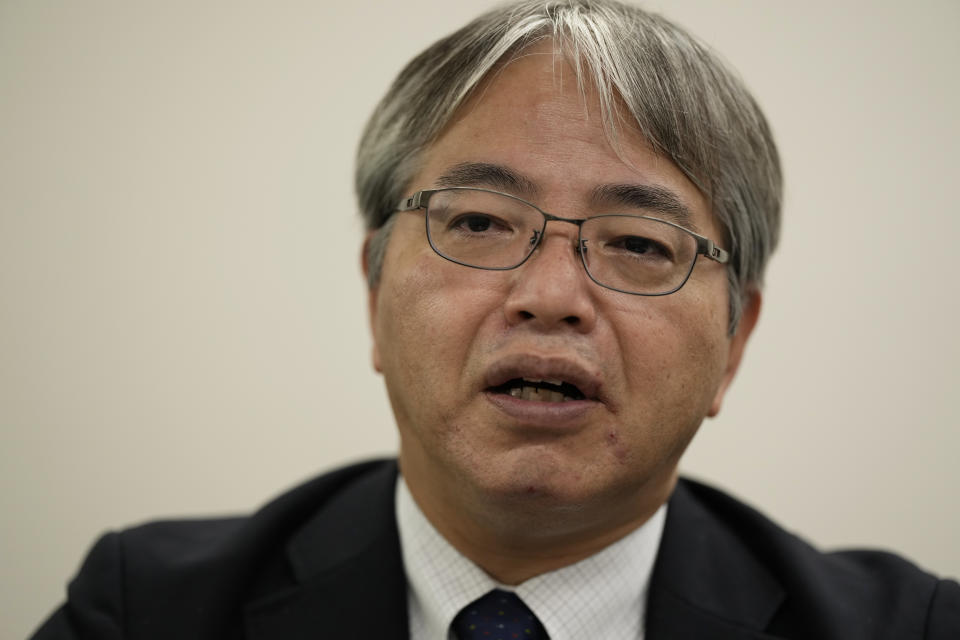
[396,187,729,296]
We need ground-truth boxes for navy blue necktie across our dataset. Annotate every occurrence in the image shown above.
[451,589,549,639]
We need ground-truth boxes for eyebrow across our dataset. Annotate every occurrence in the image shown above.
[590,183,696,230]
[432,161,696,230]
[433,162,539,197]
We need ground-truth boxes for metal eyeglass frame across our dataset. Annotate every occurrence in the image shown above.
[396,187,730,296]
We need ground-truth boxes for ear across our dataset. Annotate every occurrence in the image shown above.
[708,288,762,417]
[361,232,383,373]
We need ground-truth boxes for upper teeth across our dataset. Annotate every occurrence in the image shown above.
[509,385,574,402]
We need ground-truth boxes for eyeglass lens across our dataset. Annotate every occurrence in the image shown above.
[424,188,700,295]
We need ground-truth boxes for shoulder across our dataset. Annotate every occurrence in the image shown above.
[658,477,960,639]
[31,459,399,640]
[117,458,397,579]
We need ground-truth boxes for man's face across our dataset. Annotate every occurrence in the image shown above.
[367,46,758,536]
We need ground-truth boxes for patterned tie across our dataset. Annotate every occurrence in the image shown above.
[451,589,550,639]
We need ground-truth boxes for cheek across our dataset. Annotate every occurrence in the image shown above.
[615,287,730,415]
[374,257,454,432]
[375,250,505,381]
[377,256,447,359]
[375,252,512,443]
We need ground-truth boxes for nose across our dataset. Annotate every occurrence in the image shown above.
[502,228,597,333]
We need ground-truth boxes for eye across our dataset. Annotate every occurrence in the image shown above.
[458,214,493,233]
[448,212,514,236]
[610,235,673,260]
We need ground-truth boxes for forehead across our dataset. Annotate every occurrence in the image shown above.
[410,42,717,236]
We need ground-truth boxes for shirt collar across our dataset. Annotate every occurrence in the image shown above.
[396,475,666,639]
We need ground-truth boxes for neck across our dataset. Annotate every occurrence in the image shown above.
[440,510,660,585]
[400,456,675,585]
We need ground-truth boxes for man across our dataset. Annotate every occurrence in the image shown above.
[31,1,959,638]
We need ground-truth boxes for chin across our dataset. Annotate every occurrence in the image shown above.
[463,448,604,505]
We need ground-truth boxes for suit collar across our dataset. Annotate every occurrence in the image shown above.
[242,464,788,640]
[646,479,786,640]
[244,461,409,640]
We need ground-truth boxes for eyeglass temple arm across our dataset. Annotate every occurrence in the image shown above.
[396,190,435,212]
[698,237,729,264]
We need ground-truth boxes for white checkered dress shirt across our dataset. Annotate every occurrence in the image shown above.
[396,476,666,639]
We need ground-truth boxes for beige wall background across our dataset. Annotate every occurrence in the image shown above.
[3,1,958,637]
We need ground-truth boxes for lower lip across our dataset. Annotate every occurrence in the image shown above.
[483,390,598,428]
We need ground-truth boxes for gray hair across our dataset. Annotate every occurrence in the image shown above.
[355,0,781,332]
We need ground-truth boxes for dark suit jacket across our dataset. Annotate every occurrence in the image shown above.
[31,459,960,639]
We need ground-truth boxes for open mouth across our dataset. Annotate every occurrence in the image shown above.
[487,377,586,403]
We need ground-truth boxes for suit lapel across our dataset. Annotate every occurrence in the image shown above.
[645,480,786,640]
[242,468,788,639]
[244,462,409,640]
